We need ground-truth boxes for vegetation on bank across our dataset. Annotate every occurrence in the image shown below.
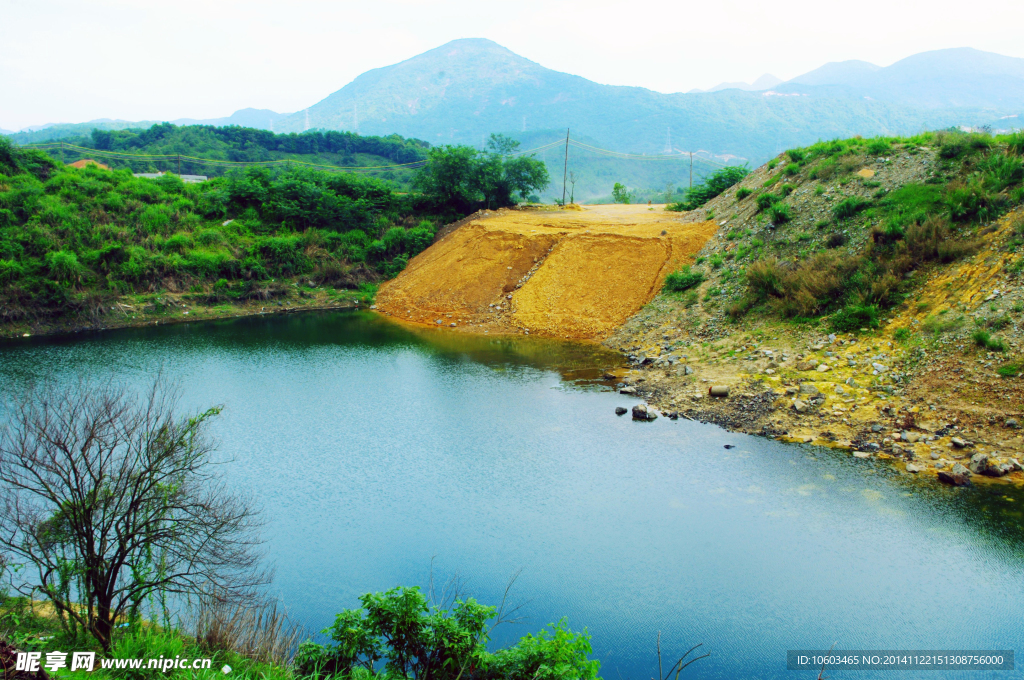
[0,133,547,329]
[666,166,749,212]
[661,129,1024,335]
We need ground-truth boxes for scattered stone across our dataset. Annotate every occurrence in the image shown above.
[797,360,819,371]
[931,452,940,460]
[603,372,617,380]
[901,431,922,443]
[799,384,820,396]
[792,399,808,413]
[871,424,883,432]
[952,463,971,476]
[632,403,658,421]
[619,386,637,395]
[951,437,969,449]
[683,365,694,375]
[615,406,628,415]
[816,363,832,372]
[969,453,990,474]
[906,463,923,473]
[853,451,871,458]
[1007,418,1020,429]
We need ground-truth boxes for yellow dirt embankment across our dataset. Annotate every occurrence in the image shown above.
[375,205,718,339]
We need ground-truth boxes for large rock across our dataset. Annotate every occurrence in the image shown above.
[792,399,809,413]
[615,406,628,415]
[619,386,637,395]
[906,463,923,473]
[969,452,990,474]
[799,384,820,396]
[816,363,832,372]
[632,403,658,421]
[937,471,971,486]
[797,360,819,371]
[951,437,969,449]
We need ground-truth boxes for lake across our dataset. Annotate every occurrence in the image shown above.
[1,311,1022,679]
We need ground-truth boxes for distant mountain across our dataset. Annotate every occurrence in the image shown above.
[276,39,1022,163]
[4,109,290,144]
[780,48,1024,109]
[690,73,783,93]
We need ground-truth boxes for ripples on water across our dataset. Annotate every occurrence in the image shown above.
[1,311,1022,679]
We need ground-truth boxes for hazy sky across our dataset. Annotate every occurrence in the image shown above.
[2,0,1023,130]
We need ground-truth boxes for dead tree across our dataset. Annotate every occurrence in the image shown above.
[0,377,268,651]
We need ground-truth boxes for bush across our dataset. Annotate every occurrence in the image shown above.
[784,163,800,176]
[833,196,869,220]
[786,149,806,163]
[666,166,749,211]
[826,232,848,248]
[735,187,752,200]
[867,138,892,155]
[46,249,81,283]
[768,203,792,224]
[746,257,784,299]
[663,265,704,292]
[830,304,879,332]
[972,329,1007,351]
[945,180,992,221]
[756,193,780,211]
[1009,131,1024,156]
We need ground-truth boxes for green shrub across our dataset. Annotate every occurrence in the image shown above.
[1008,131,1024,156]
[779,184,795,197]
[46,249,81,283]
[867,138,892,155]
[736,187,752,200]
[972,329,1007,351]
[746,257,784,299]
[756,193,780,211]
[830,304,879,332]
[196,228,226,246]
[826,232,847,248]
[997,362,1022,377]
[709,253,724,269]
[0,258,24,283]
[768,159,779,170]
[664,265,706,293]
[666,166,749,211]
[787,149,806,163]
[894,327,912,342]
[768,203,792,224]
[945,180,994,222]
[164,231,195,253]
[833,196,869,220]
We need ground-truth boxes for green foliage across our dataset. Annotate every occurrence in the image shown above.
[666,166,749,211]
[786,149,805,163]
[867,138,892,155]
[997,362,1022,377]
[756,193,780,211]
[735,187,752,200]
[972,329,1007,351]
[294,587,599,680]
[611,183,634,204]
[415,141,549,213]
[663,265,704,292]
[767,203,792,224]
[829,304,879,332]
[894,327,912,343]
[783,163,800,176]
[832,196,869,220]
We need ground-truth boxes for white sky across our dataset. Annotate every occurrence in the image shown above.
[2,0,1023,131]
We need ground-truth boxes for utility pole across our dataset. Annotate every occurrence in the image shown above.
[689,152,693,191]
[562,128,569,205]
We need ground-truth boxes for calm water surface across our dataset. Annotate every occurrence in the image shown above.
[2,311,1023,680]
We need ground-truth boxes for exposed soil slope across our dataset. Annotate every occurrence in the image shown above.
[375,204,717,339]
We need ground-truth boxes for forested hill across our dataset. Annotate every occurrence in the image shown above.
[23,123,431,187]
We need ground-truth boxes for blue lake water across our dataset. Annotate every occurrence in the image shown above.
[2,311,1022,679]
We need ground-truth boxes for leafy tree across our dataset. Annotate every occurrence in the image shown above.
[294,585,599,680]
[667,166,749,211]
[414,141,549,214]
[611,183,633,204]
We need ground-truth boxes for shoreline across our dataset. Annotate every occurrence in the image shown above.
[6,299,1021,490]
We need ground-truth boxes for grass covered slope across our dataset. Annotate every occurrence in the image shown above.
[0,139,440,334]
[607,129,1024,482]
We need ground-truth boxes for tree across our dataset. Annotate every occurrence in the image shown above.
[666,166,749,211]
[0,377,267,651]
[414,139,549,214]
[612,183,633,204]
[568,171,579,204]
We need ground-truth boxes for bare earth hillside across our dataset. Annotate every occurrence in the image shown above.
[375,204,717,339]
